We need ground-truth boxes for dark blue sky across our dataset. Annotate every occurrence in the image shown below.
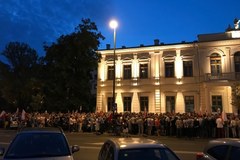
[0,0,239,57]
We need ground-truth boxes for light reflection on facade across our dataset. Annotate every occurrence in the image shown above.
[97,19,240,114]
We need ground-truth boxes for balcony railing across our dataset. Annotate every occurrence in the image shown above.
[204,72,240,81]
[99,72,240,87]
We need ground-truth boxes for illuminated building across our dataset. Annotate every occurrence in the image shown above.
[96,19,240,114]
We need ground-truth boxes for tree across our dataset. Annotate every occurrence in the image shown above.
[0,42,43,111]
[232,82,240,114]
[43,19,104,112]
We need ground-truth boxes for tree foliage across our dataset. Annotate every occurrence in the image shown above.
[43,19,104,112]
[232,82,240,113]
[0,42,43,111]
[0,19,103,112]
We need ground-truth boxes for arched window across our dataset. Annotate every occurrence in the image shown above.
[210,53,221,76]
[234,51,240,72]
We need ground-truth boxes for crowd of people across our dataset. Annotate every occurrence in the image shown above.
[0,110,240,139]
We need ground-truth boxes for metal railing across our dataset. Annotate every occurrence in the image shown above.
[204,72,240,81]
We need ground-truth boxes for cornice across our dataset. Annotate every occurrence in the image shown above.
[197,39,240,48]
[98,43,194,55]
[98,38,240,55]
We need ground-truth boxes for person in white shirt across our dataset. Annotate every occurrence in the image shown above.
[216,115,224,138]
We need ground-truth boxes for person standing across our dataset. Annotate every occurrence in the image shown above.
[175,117,183,138]
[69,115,75,133]
[154,117,161,136]
[216,115,224,138]
[147,117,154,135]
[223,117,230,138]
[236,117,240,138]
[137,116,144,135]
[165,116,171,136]
[95,118,100,134]
[230,116,237,138]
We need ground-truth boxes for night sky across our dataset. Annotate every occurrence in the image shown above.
[0,0,239,57]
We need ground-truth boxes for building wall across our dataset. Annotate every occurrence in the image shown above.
[97,33,240,114]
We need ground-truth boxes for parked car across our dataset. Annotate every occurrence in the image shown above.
[98,137,180,160]
[196,138,240,160]
[0,127,80,160]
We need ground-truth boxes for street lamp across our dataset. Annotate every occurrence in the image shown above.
[109,20,118,113]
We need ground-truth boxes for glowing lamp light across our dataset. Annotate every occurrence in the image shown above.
[109,20,118,29]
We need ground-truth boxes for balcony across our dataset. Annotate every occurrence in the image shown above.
[204,72,240,81]
[98,72,240,87]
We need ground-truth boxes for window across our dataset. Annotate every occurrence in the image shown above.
[166,96,175,113]
[123,65,132,79]
[123,97,132,112]
[234,52,240,72]
[212,96,222,113]
[164,148,180,160]
[140,64,148,79]
[210,53,221,76]
[234,52,240,79]
[229,146,240,160]
[99,142,110,160]
[118,148,179,160]
[165,62,174,77]
[5,133,70,158]
[140,96,148,112]
[107,97,114,111]
[207,145,229,160]
[183,61,193,77]
[185,96,194,112]
[107,66,114,80]
[106,146,114,160]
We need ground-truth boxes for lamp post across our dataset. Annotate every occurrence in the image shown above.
[109,20,118,113]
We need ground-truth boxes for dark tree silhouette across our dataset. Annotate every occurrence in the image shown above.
[43,19,104,112]
[0,42,43,111]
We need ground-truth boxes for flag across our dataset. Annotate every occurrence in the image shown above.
[21,109,26,120]
[108,112,113,122]
[222,110,228,121]
[15,108,19,115]
[0,110,6,118]
[144,106,147,118]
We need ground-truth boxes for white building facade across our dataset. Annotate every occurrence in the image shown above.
[96,22,240,114]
